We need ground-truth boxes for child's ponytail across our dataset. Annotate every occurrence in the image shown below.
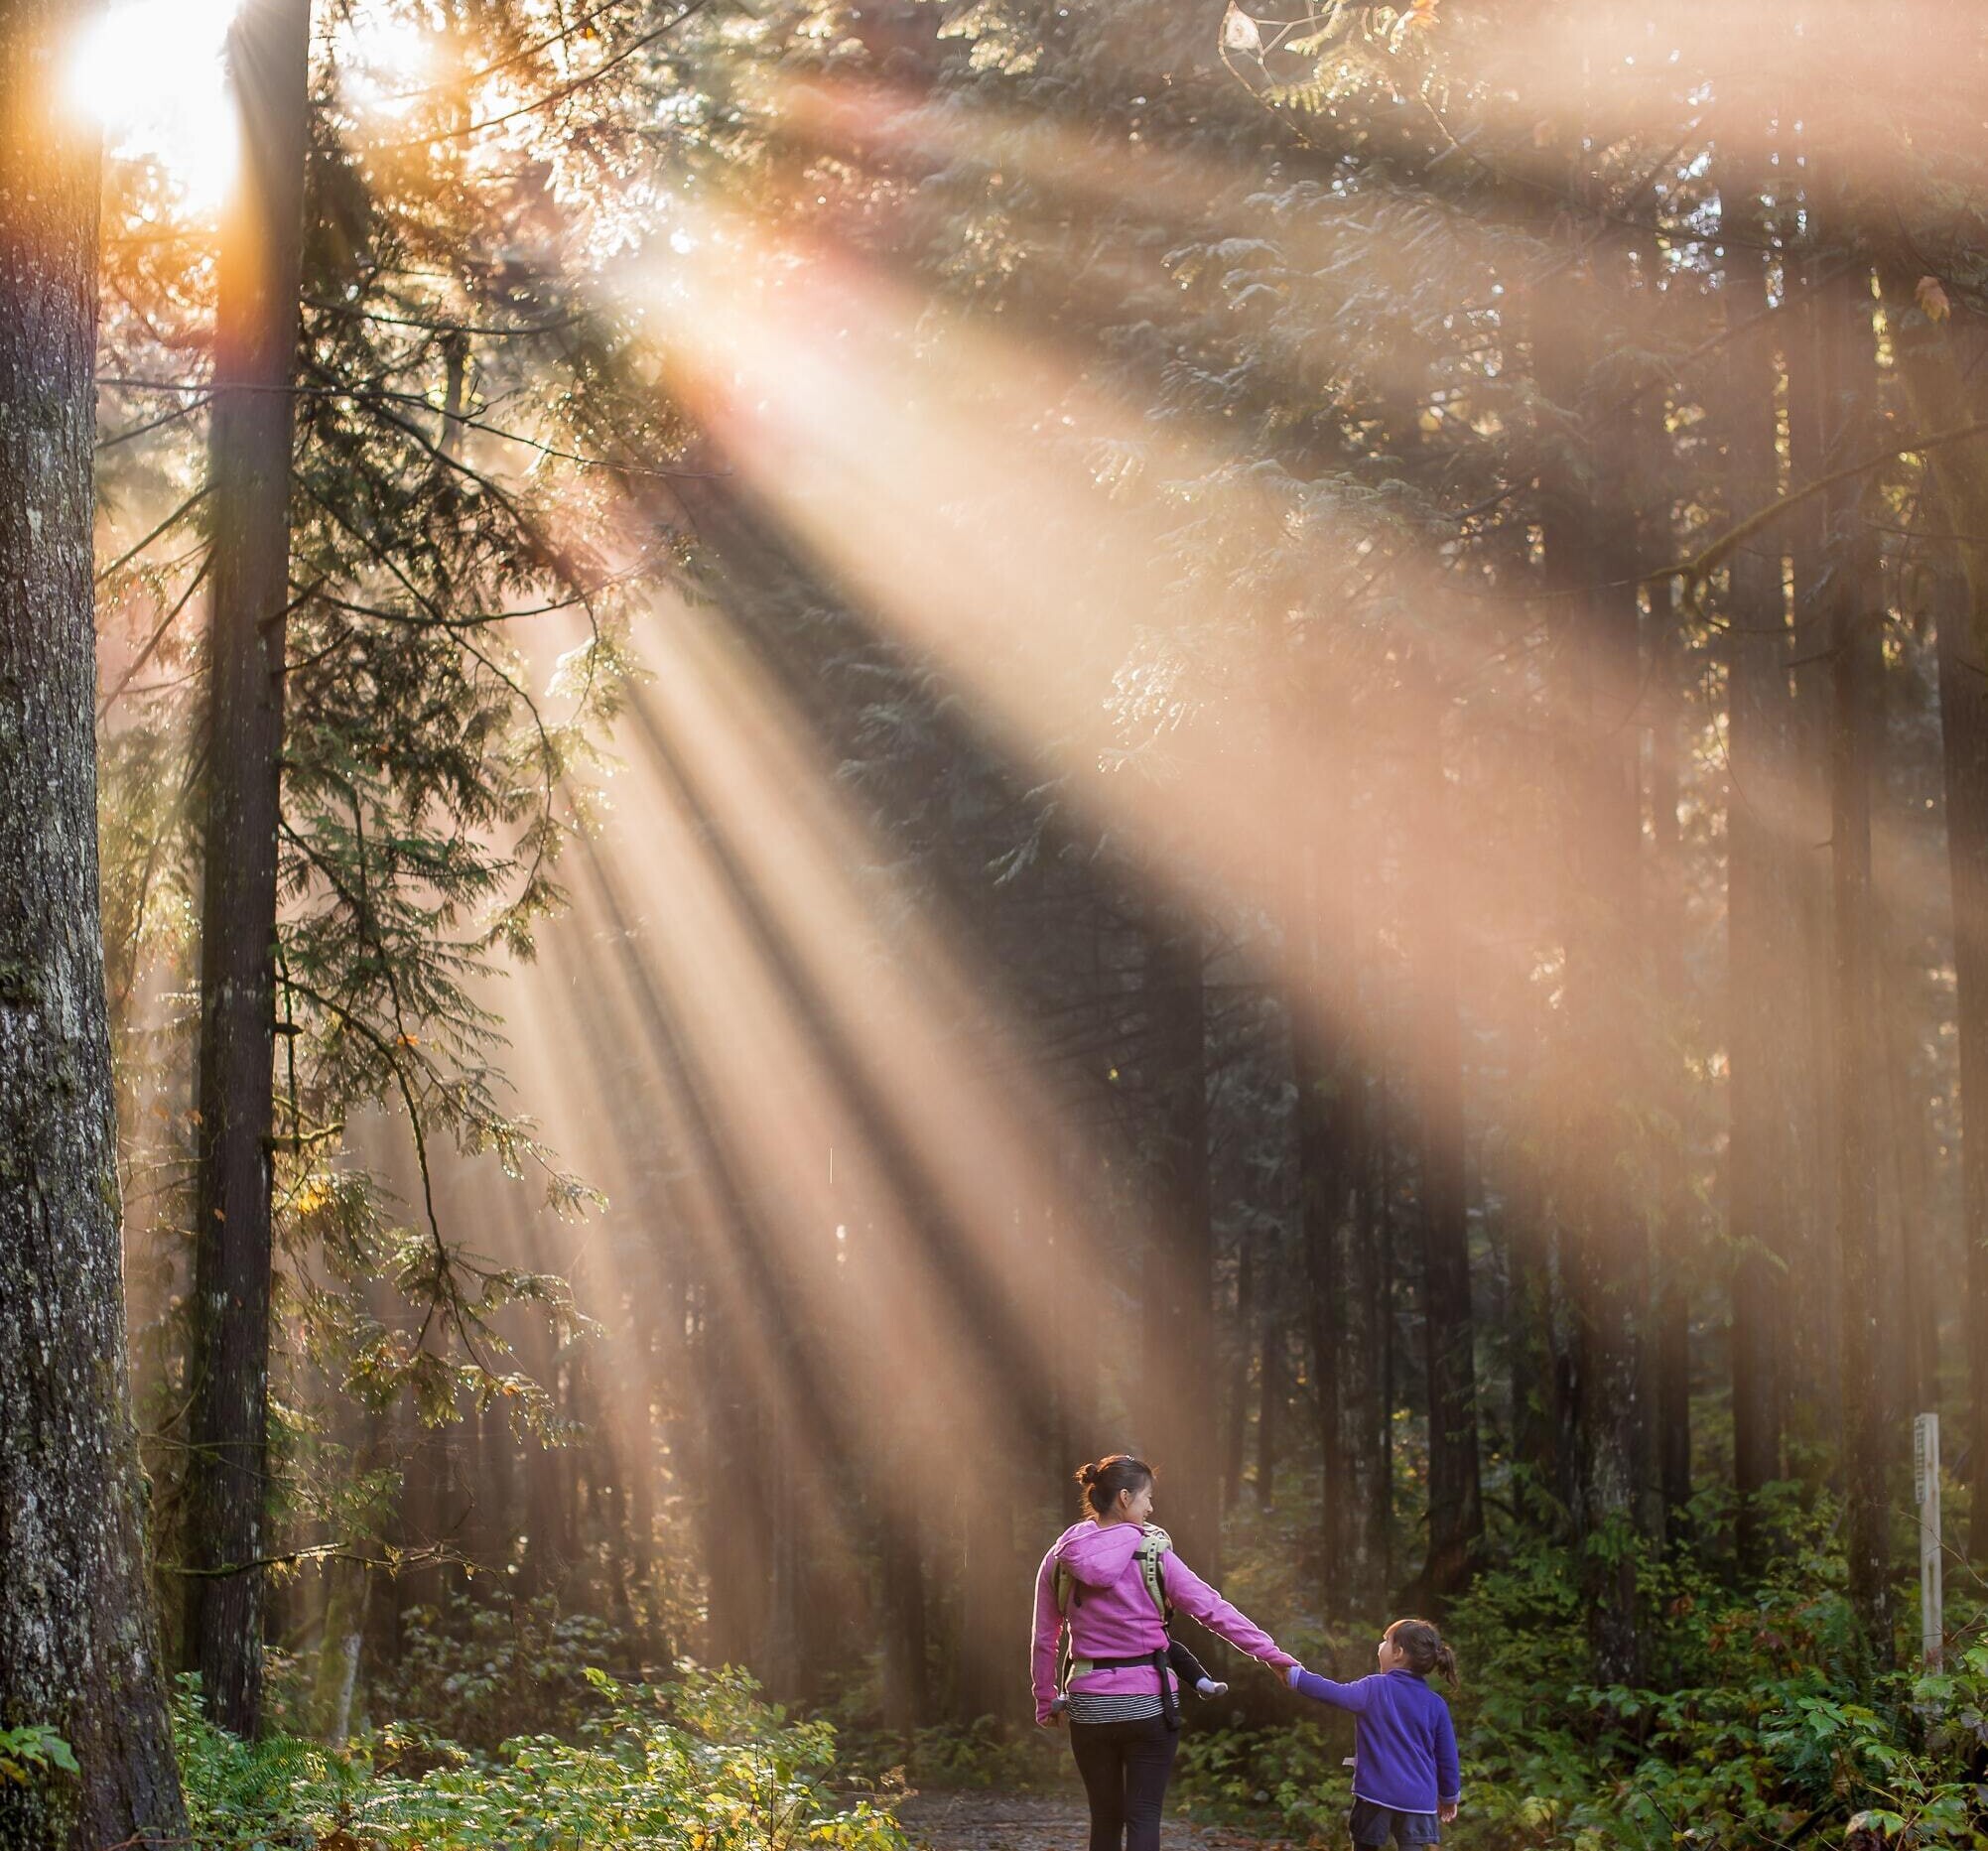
[1387,1618,1460,1691]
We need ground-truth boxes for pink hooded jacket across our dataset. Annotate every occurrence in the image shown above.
[1030,1520,1296,1725]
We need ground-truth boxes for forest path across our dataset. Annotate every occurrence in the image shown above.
[894,1791,1301,1851]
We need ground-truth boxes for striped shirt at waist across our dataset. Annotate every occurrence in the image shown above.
[1067,1690,1166,1724]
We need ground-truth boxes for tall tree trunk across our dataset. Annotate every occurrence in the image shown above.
[1223,1236,1256,1519]
[1409,686,1484,1604]
[1721,224,1792,1570]
[472,1389,514,1579]
[1881,266,1988,1562]
[1819,258,1894,1669]
[182,0,313,1737]
[622,1338,659,1632]
[1785,261,1843,1457]
[1290,834,1370,1616]
[309,1553,371,1746]
[1503,1020,1558,1500]
[1647,599,1695,1536]
[1937,586,1988,1561]
[0,7,192,1839]
[878,1504,930,1737]
[1141,900,1219,1572]
[1255,1294,1282,1509]
[518,1322,571,1601]
[1336,1065,1384,1614]
[1294,1023,1348,1612]
[1351,1102,1391,1599]
[1883,934,1937,1420]
[1535,267,1651,1684]
[308,1390,386,1744]
[957,1447,1023,1722]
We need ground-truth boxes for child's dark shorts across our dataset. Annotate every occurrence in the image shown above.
[1349,1799,1441,1847]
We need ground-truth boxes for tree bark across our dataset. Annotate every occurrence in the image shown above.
[1819,259,1894,1670]
[1140,900,1219,1573]
[1936,586,1988,1562]
[1349,1105,1390,1599]
[182,0,314,1737]
[1255,1293,1282,1508]
[1883,933,1937,1422]
[0,2,191,1836]
[1408,687,1484,1604]
[1502,1020,1558,1500]
[1534,263,1651,1684]
[1647,602,1695,1537]
[1721,225,1792,1571]
[878,1503,930,1737]
[308,1554,371,1746]
[1290,836,1383,1618]
[1294,1032,1345,1599]
[1881,267,1988,1562]
[1784,261,1843,1455]
[308,1388,385,1744]
[1223,1237,1256,1519]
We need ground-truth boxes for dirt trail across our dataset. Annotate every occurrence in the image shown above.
[894,1791,1299,1851]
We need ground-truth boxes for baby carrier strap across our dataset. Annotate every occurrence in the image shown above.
[1054,1526,1178,1726]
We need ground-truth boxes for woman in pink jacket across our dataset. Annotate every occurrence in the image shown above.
[1031,1455,1296,1851]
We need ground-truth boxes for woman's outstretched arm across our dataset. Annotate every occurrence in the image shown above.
[1164,1556,1298,1668]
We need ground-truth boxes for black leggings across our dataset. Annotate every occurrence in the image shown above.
[1069,1715,1179,1851]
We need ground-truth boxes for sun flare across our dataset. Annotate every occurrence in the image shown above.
[67,0,239,209]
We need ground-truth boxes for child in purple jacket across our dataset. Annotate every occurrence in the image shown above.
[1285,1618,1462,1848]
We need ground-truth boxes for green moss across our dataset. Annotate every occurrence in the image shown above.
[0,960,43,1006]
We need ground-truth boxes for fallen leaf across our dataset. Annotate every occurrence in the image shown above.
[1222,5,1261,53]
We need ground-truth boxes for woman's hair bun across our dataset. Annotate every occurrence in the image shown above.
[1074,1454,1154,1516]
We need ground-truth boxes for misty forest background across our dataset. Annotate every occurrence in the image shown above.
[9,0,1988,1846]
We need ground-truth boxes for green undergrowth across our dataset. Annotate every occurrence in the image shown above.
[1430,1531,1988,1851]
[1166,1514,1988,1849]
[178,1663,911,1851]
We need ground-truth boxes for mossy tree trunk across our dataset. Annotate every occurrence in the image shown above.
[0,2,191,1841]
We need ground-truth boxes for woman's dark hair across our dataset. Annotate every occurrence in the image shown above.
[1386,1618,1459,1690]
[1075,1454,1155,1519]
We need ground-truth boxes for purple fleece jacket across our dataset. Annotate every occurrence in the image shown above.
[1286,1665,1461,1813]
[1030,1520,1295,1725]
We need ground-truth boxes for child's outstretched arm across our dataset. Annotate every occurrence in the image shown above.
[1284,1665,1376,1712]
